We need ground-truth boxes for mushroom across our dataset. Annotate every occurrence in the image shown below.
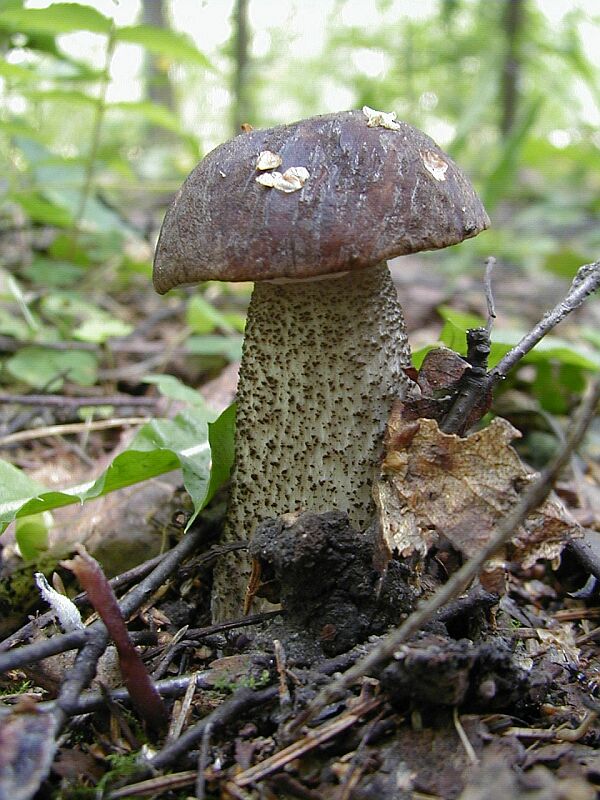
[153,110,489,621]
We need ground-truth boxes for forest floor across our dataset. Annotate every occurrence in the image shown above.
[1,255,599,799]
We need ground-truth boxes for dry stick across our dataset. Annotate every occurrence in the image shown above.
[148,686,279,772]
[489,260,600,383]
[483,255,497,336]
[290,374,600,733]
[0,416,150,446]
[0,629,156,675]
[0,392,159,409]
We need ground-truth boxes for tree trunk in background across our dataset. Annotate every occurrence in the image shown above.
[142,0,176,114]
[231,0,251,135]
[500,0,525,136]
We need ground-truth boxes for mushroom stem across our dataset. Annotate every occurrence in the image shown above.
[212,262,411,621]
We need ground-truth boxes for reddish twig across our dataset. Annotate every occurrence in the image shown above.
[62,546,168,731]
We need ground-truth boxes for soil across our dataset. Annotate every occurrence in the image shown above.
[2,506,599,800]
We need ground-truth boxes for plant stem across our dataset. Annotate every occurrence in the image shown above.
[69,23,117,251]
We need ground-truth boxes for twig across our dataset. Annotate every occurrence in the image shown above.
[43,634,367,720]
[168,670,199,743]
[504,710,597,742]
[0,551,167,654]
[0,392,158,409]
[435,585,499,624]
[440,259,599,435]
[567,536,600,583]
[185,609,282,640]
[63,546,168,730]
[0,629,156,675]
[484,256,497,335]
[489,260,600,383]
[38,671,215,715]
[108,771,199,799]
[0,416,150,446]
[453,707,478,765]
[335,709,384,800]
[274,639,292,709]
[290,374,600,732]
[231,696,381,789]
[148,686,279,772]
[196,721,213,800]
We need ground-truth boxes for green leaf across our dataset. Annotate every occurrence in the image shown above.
[22,88,97,105]
[108,101,198,150]
[0,459,47,503]
[186,294,234,334]
[5,346,98,389]
[0,3,112,35]
[144,374,209,410]
[115,24,212,68]
[15,512,52,560]
[0,307,31,340]
[544,249,590,279]
[11,192,73,227]
[0,58,37,82]
[186,334,244,361]
[190,402,236,525]
[73,317,133,344]
[0,404,236,535]
[23,258,85,288]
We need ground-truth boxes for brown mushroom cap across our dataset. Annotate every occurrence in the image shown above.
[153,110,489,293]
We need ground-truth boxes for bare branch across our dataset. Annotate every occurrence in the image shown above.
[490,260,600,383]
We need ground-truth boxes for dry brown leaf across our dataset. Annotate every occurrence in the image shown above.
[375,402,580,571]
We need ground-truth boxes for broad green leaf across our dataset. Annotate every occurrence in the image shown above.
[115,24,212,68]
[11,192,73,227]
[73,317,133,344]
[187,334,244,361]
[0,404,236,535]
[108,101,198,151]
[0,459,46,502]
[144,374,209,410]
[23,258,85,288]
[0,3,112,35]
[0,58,37,81]
[544,249,591,279]
[186,294,234,334]
[6,346,98,389]
[40,291,132,341]
[187,402,236,527]
[0,307,31,340]
[22,88,98,105]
